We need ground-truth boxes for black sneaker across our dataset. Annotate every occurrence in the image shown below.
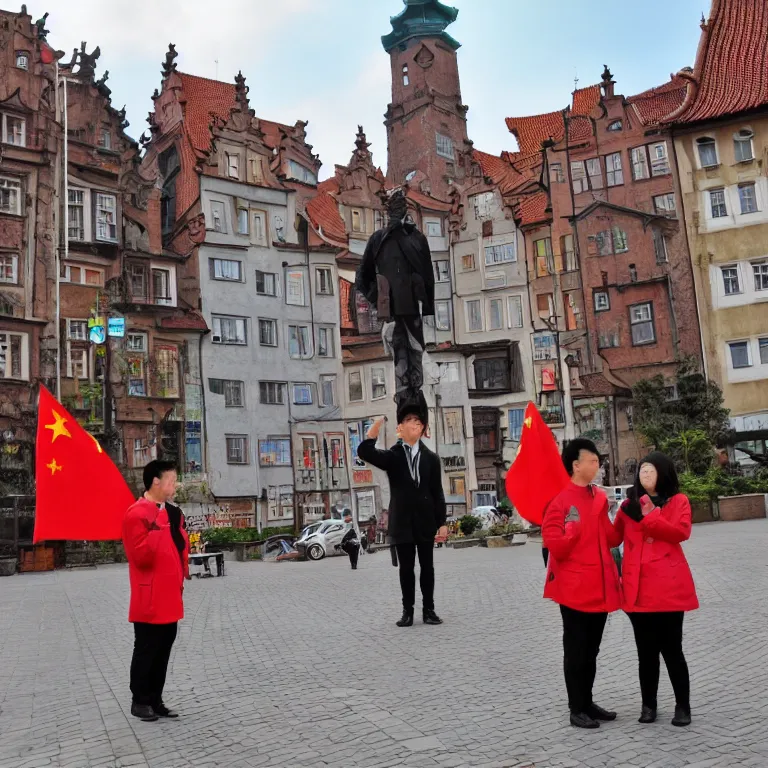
[396,610,414,627]
[131,703,158,722]
[638,705,657,724]
[153,703,179,719]
[570,711,600,729]
[586,702,617,721]
[672,706,691,727]
[423,609,443,625]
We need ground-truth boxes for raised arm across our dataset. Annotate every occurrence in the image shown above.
[122,504,161,569]
[640,494,693,544]
[542,497,581,562]
[356,417,394,472]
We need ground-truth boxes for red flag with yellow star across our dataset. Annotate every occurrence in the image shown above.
[504,402,569,525]
[34,385,135,542]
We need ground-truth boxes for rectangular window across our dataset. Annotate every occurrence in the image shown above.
[67,319,88,341]
[466,300,483,332]
[739,183,758,214]
[697,137,718,167]
[630,146,649,180]
[0,332,26,380]
[537,293,554,317]
[0,253,18,284]
[292,383,313,405]
[0,176,21,217]
[371,367,386,399]
[534,237,554,276]
[252,211,267,245]
[443,408,463,445]
[438,361,460,383]
[594,290,610,312]
[155,346,179,398]
[462,253,476,271]
[317,326,334,357]
[426,220,442,237]
[630,302,655,346]
[652,228,668,264]
[471,192,494,220]
[320,375,337,407]
[613,227,628,253]
[550,162,564,183]
[734,130,754,162]
[586,157,603,189]
[259,381,285,405]
[226,435,249,464]
[605,152,623,186]
[570,160,587,194]
[286,270,306,306]
[351,209,362,233]
[95,193,117,241]
[436,133,454,159]
[709,189,727,218]
[126,334,147,396]
[98,129,111,149]
[759,338,768,366]
[753,263,768,292]
[1,113,25,146]
[210,258,242,282]
[132,438,150,467]
[650,142,670,175]
[68,188,85,239]
[224,380,244,407]
[434,260,450,282]
[255,270,277,296]
[257,318,277,346]
[237,207,249,234]
[564,292,578,330]
[449,476,466,496]
[508,295,523,328]
[259,438,291,466]
[62,264,104,286]
[474,424,498,451]
[434,300,451,331]
[484,243,516,265]
[348,371,363,402]
[210,201,226,233]
[721,266,741,295]
[226,153,239,179]
[212,315,247,345]
[488,298,504,331]
[288,325,311,358]
[729,341,751,369]
[653,193,676,214]
[561,234,577,272]
[508,408,525,441]
[473,358,510,391]
[485,273,506,290]
[151,268,172,305]
[129,265,148,302]
[315,266,333,295]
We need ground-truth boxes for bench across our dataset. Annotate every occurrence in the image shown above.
[189,552,225,577]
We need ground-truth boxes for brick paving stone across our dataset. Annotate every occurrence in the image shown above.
[0,519,765,767]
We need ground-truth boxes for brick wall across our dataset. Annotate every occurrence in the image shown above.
[718,494,767,522]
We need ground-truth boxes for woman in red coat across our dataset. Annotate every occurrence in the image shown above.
[615,452,698,728]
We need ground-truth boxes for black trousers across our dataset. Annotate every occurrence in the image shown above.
[346,543,359,569]
[390,315,425,400]
[628,611,689,709]
[560,605,608,713]
[130,622,178,707]
[395,541,434,611]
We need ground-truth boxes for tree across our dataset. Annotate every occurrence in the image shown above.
[631,358,732,473]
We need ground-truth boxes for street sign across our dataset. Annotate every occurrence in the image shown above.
[108,317,125,338]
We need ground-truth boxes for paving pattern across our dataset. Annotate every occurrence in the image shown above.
[1,519,767,767]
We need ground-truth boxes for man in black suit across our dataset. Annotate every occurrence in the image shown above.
[357,405,447,627]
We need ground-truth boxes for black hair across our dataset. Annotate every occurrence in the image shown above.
[561,438,599,476]
[142,459,178,492]
[629,451,679,506]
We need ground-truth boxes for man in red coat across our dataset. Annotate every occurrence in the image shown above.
[543,438,622,729]
[123,460,189,722]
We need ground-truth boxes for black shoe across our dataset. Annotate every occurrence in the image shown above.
[672,706,691,727]
[351,565,357,570]
[586,703,617,721]
[423,608,443,625]
[570,712,600,729]
[638,705,657,724]
[131,703,158,722]
[396,610,414,627]
[153,703,179,719]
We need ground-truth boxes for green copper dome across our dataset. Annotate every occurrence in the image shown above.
[382,0,460,52]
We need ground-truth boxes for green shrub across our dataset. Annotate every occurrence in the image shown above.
[201,525,294,545]
[679,468,768,502]
[458,515,482,537]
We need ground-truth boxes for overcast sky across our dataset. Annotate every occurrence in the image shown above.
[41,0,709,179]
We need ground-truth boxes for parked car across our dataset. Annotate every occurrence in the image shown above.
[296,520,353,561]
[471,506,502,530]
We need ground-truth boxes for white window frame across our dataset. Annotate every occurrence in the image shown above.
[465,299,483,332]
[150,263,176,306]
[285,270,306,306]
[471,192,494,220]
[210,200,227,233]
[292,383,313,405]
[696,136,719,168]
[252,210,268,245]
[484,242,516,265]
[594,291,610,312]
[605,152,624,186]
[0,331,29,380]
[210,258,243,282]
[630,146,649,181]
[95,193,117,242]
[317,326,335,357]
[212,315,247,345]
[288,324,311,359]
[226,153,240,179]
[65,320,89,380]
[347,370,364,403]
[487,298,504,331]
[370,367,386,400]
[629,302,656,346]
[237,206,249,235]
[436,133,454,159]
[721,265,741,296]
[653,193,676,215]
[434,260,450,282]
[62,262,105,287]
[709,188,728,218]
[1,113,26,147]
[67,187,87,240]
[507,295,523,329]
[425,220,442,237]
[0,252,19,284]
[570,160,588,194]
[728,340,752,369]
[126,332,148,353]
[258,318,278,347]
[753,262,768,292]
[320,375,337,407]
[255,270,277,296]
[0,176,22,216]
[315,266,334,295]
[226,435,249,465]
[15,51,29,70]
[223,380,245,408]
[649,142,670,176]
[739,183,759,215]
[435,300,451,331]
[98,129,111,150]
[259,381,286,405]
[733,128,755,163]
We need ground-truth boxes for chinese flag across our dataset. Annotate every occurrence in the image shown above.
[504,402,569,525]
[34,386,135,542]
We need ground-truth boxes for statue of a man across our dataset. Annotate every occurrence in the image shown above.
[355,189,434,418]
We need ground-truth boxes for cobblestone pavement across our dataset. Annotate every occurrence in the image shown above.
[1,519,767,768]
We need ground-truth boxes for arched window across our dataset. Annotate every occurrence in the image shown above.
[696,136,718,168]
[402,65,409,86]
[733,128,754,163]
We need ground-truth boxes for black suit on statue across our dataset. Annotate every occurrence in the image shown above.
[357,438,446,612]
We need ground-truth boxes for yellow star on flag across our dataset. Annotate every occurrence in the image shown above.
[46,458,62,476]
[89,433,103,454]
[524,417,532,429]
[45,410,72,443]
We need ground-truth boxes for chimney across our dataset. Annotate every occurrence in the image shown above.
[601,65,615,99]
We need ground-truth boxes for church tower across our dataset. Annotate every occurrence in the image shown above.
[382,1,469,200]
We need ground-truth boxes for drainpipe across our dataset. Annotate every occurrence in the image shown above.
[56,73,70,401]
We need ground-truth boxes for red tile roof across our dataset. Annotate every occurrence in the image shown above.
[406,188,453,212]
[514,191,550,228]
[665,0,768,123]
[306,192,348,245]
[178,73,236,157]
[473,150,524,195]
[572,84,601,116]
[627,75,688,125]
[158,312,209,331]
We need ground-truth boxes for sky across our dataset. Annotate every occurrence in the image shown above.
[39,0,711,180]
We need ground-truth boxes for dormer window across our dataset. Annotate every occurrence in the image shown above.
[15,51,29,70]
[607,120,622,131]
[402,65,410,86]
[98,129,111,149]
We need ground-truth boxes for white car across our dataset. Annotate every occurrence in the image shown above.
[296,520,353,561]
[471,506,502,530]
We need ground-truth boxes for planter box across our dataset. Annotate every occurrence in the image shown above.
[718,494,767,522]
[451,538,481,549]
[511,533,528,546]
[234,542,263,562]
[0,557,16,576]
[486,536,509,548]
[691,500,718,524]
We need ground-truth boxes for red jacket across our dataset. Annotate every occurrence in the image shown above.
[615,494,698,613]
[543,482,622,613]
[123,498,189,624]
